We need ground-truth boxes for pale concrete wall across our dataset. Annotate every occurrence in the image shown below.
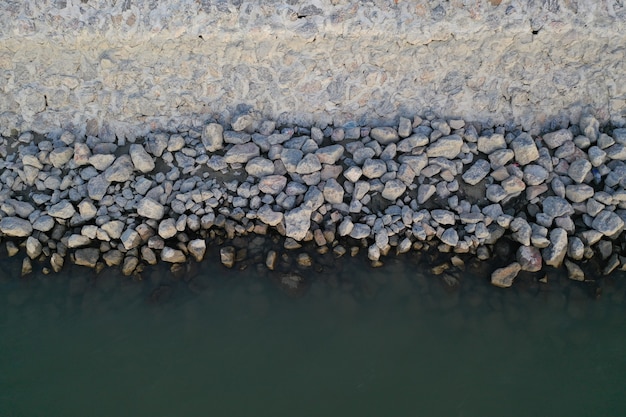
[1,0,625,138]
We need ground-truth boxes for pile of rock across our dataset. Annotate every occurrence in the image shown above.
[1,111,625,288]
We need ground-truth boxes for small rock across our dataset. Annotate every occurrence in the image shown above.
[202,123,224,152]
[323,179,344,204]
[68,234,91,248]
[48,200,76,220]
[516,246,542,272]
[130,144,155,173]
[74,248,100,268]
[258,175,287,195]
[491,262,522,288]
[25,236,42,259]
[158,218,178,239]
[568,158,592,183]
[87,175,110,201]
[370,127,399,144]
[220,246,235,268]
[101,220,124,240]
[284,206,312,241]
[362,158,387,179]
[426,135,463,159]
[22,257,32,276]
[187,239,206,262]
[440,228,459,246]
[137,197,165,220]
[161,247,186,263]
[592,210,624,236]
[49,147,74,168]
[510,133,539,165]
[565,184,594,203]
[296,154,322,174]
[564,259,585,281]
[417,184,436,204]
[350,223,371,239]
[266,250,278,270]
[477,134,506,154]
[315,145,344,164]
[542,196,574,219]
[121,229,142,250]
[104,155,134,183]
[542,228,568,267]
[0,217,33,237]
[122,256,139,276]
[523,164,549,186]
[381,179,406,201]
[223,143,260,164]
[462,159,490,185]
[297,253,313,267]
[542,129,573,149]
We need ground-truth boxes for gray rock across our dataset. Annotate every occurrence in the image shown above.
[523,164,549,185]
[49,147,74,168]
[257,205,284,226]
[315,145,344,164]
[202,123,224,152]
[129,144,155,173]
[338,218,354,236]
[370,127,399,144]
[350,223,371,239]
[606,144,626,160]
[542,129,573,149]
[74,248,100,268]
[32,215,55,232]
[258,175,287,195]
[161,247,186,263]
[488,149,515,168]
[224,131,252,144]
[158,218,177,239]
[303,186,325,211]
[101,220,124,240]
[104,155,134,183]
[417,184,436,204]
[68,234,91,248]
[477,134,506,154]
[542,228,568,267]
[501,176,526,195]
[296,154,322,174]
[588,146,606,167]
[567,236,585,260]
[462,159,490,185]
[120,229,141,250]
[231,113,254,132]
[187,239,207,262]
[426,134,463,159]
[440,228,459,246]
[381,179,406,201]
[486,184,507,202]
[362,158,387,179]
[25,236,42,259]
[89,154,115,171]
[431,209,456,225]
[137,197,165,220]
[87,174,110,201]
[565,184,594,203]
[542,196,573,219]
[344,166,362,182]
[48,200,75,219]
[516,246,542,272]
[568,158,592,183]
[592,210,624,236]
[284,206,312,241]
[280,148,304,172]
[510,133,539,165]
[491,262,522,288]
[323,179,344,204]
[565,259,585,281]
[245,157,275,177]
[397,134,429,152]
[224,143,260,164]
[398,117,412,138]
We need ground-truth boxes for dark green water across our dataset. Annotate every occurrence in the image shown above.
[1,254,626,417]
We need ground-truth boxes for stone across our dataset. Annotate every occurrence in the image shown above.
[49,147,74,168]
[202,123,224,152]
[397,134,429,152]
[245,157,274,177]
[32,215,55,232]
[462,159,490,185]
[137,197,165,220]
[542,129,573,149]
[431,209,455,225]
[296,154,322,174]
[161,247,186,263]
[344,166,362,182]
[284,206,312,241]
[370,127,399,144]
[224,131,251,144]
[488,149,514,168]
[129,144,155,173]
[510,133,539,165]
[258,175,287,195]
[350,223,371,239]
[501,176,526,194]
[220,246,235,268]
[491,262,522,288]
[89,154,116,171]
[565,184,594,203]
[266,250,278,270]
[542,196,573,219]
[564,259,585,281]
[516,245,542,272]
[398,117,412,138]
[315,145,344,164]
[588,146,606,167]
[567,236,585,260]
[104,155,134,183]
[523,164,549,185]
[187,239,206,262]
[120,229,141,250]
[417,184,436,204]
[68,234,91,248]
[592,210,624,236]
[477,134,506,154]
[0,217,33,237]
[87,174,110,201]
[542,228,568,268]
[440,228,459,246]
[25,236,42,259]
[48,200,75,219]
[257,205,283,226]
[362,158,387,179]
[323,179,344,204]
[101,220,124,240]
[22,257,32,276]
[158,218,178,239]
[224,143,260,164]
[381,179,406,201]
[426,135,463,159]
[121,256,139,276]
[51,253,64,272]
[568,158,592,183]
[74,248,100,268]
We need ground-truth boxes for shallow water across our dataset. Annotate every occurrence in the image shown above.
[1,253,626,417]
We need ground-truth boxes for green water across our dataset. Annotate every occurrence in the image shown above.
[1,254,625,417]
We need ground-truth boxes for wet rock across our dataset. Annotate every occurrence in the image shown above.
[510,133,539,165]
[220,246,235,268]
[187,239,206,262]
[592,210,624,236]
[102,250,123,267]
[297,253,313,267]
[266,250,278,270]
[74,248,100,268]
[129,144,155,173]
[370,127,399,144]
[137,197,165,220]
[121,256,139,276]
[22,257,32,276]
[426,135,463,159]
[161,247,186,263]
[51,253,64,272]
[0,217,33,237]
[202,123,224,152]
[491,262,521,288]
[516,245,542,272]
[564,259,585,281]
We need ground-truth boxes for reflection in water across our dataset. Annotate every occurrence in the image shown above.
[1,252,625,417]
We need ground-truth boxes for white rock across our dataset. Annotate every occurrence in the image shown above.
[202,123,224,152]
[477,134,506,154]
[187,239,207,262]
[426,135,463,159]
[130,144,155,173]
[137,197,165,220]
[284,206,312,241]
[381,179,406,201]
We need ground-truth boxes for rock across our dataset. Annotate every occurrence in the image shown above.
[266,250,278,270]
[49,147,74,168]
[501,176,526,194]
[101,220,124,240]
[32,215,55,232]
[338,218,354,236]
[245,157,275,177]
[397,134,428,152]
[297,253,313,267]
[223,143,260,164]
[22,257,32,276]
[542,228,568,267]
[567,236,585,260]
[137,197,165,220]
[516,246,542,272]
[187,239,206,262]
[568,158,592,183]
[491,262,522,288]
[398,117,412,138]
[25,236,42,259]
[381,179,406,201]
[431,209,455,225]
[120,229,141,250]
[102,250,123,267]
[440,228,459,246]
[323,179,344,204]
[48,200,75,219]
[224,131,251,144]
[121,256,139,276]
[74,248,100,268]
[344,166,362,182]
[462,159,490,185]
[161,247,186,263]
[202,123,224,152]
[417,184,436,204]
[257,205,284,226]
[488,149,514,168]
[542,196,574,219]
[370,127,399,144]
[89,154,116,171]
[284,206,312,241]
[542,129,573,149]
[362,158,387,179]
[87,174,110,200]
[158,218,178,239]
[523,164,549,186]
[296,154,322,174]
[592,210,624,236]
[0,217,33,237]
[280,149,304,172]
[258,175,287,195]
[220,246,235,268]
[564,259,585,281]
[104,155,134,183]
[426,135,463,159]
[477,134,506,154]
[350,223,371,239]
[68,234,91,248]
[510,133,539,165]
[315,145,344,164]
[129,144,155,173]
[51,253,64,272]
[565,184,594,203]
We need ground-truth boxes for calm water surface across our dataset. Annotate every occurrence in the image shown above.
[1,252,625,417]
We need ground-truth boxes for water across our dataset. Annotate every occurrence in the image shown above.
[1,252,626,417]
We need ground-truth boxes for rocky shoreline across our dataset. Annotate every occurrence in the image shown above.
[1,111,626,288]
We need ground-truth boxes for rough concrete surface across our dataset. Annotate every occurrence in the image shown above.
[1,0,626,138]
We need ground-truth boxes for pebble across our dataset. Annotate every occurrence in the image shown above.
[48,200,76,220]
[137,197,165,220]
[161,247,186,263]
[202,123,224,152]
[462,159,490,185]
[130,144,155,173]
[370,127,399,144]
[426,135,463,159]
[510,133,539,165]
[491,262,521,288]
